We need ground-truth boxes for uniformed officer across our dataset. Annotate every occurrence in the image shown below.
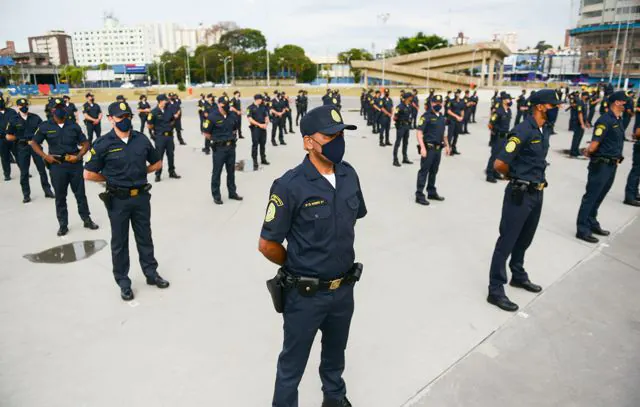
[44,96,54,121]
[446,89,465,155]
[372,90,382,134]
[470,90,479,123]
[0,95,18,180]
[623,118,640,206]
[5,98,54,202]
[486,89,561,312]
[359,89,366,117]
[623,90,635,135]
[587,89,601,126]
[137,95,151,135]
[425,88,435,111]
[203,97,243,205]
[334,89,342,111]
[197,93,207,128]
[569,92,591,157]
[378,89,393,147]
[230,90,245,139]
[490,90,499,113]
[486,94,513,183]
[201,93,216,155]
[410,89,419,129]
[147,94,181,182]
[515,90,527,125]
[30,98,99,236]
[258,104,366,407]
[576,91,628,243]
[84,101,169,301]
[116,95,133,114]
[415,94,450,205]
[247,94,271,171]
[295,90,308,126]
[393,92,414,166]
[168,93,186,145]
[321,88,333,106]
[63,95,79,124]
[461,90,472,134]
[270,93,286,146]
[82,92,102,144]
[282,91,294,134]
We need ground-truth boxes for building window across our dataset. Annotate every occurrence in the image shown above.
[582,10,602,18]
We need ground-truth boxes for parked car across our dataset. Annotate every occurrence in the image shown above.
[120,82,135,89]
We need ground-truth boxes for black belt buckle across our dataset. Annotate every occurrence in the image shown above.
[296,277,319,297]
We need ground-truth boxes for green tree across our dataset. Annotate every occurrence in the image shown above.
[534,41,553,71]
[59,65,86,86]
[272,45,313,80]
[220,28,266,52]
[395,32,448,55]
[338,48,373,83]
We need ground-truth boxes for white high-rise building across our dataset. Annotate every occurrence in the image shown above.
[72,15,155,66]
[492,32,519,53]
[147,22,235,57]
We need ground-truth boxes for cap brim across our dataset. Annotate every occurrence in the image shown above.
[111,111,130,118]
[318,123,357,135]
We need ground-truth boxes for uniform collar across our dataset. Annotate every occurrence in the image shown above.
[106,128,137,143]
[302,155,346,181]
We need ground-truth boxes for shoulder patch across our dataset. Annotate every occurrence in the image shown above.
[505,140,517,153]
[418,116,425,126]
[264,202,276,223]
[147,113,153,120]
[491,114,497,121]
[270,194,284,207]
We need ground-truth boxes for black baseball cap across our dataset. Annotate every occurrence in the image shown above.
[48,97,65,108]
[16,98,28,106]
[108,101,131,118]
[139,94,147,100]
[116,94,126,101]
[300,105,356,137]
[529,89,562,106]
[402,92,414,99]
[431,95,443,103]
[156,94,168,102]
[608,91,628,103]
[217,97,227,104]
[254,94,264,100]
[85,92,93,98]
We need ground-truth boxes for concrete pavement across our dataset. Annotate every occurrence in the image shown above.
[0,89,638,406]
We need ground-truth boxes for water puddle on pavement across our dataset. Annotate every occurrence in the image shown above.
[23,240,108,264]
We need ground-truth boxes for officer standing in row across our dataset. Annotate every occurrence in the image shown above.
[393,92,414,167]
[514,90,527,125]
[247,94,271,171]
[446,90,465,155]
[569,92,590,157]
[461,90,472,134]
[270,93,286,146]
[282,91,294,134]
[378,89,393,147]
[116,95,132,114]
[372,90,382,134]
[587,89,601,126]
[63,95,79,124]
[137,95,151,135]
[486,89,561,312]
[415,94,450,205]
[201,94,216,155]
[0,95,17,181]
[486,94,513,183]
[203,97,243,205]
[410,88,419,129]
[623,90,635,135]
[6,98,55,203]
[258,105,367,407]
[295,90,308,126]
[623,117,640,206]
[576,91,628,243]
[168,93,186,145]
[470,90,479,123]
[230,90,245,139]
[31,98,99,236]
[84,101,169,301]
[147,94,181,182]
[197,93,207,129]
[82,92,102,144]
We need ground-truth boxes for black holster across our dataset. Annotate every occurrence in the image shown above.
[99,191,114,211]
[510,183,528,206]
[266,268,287,313]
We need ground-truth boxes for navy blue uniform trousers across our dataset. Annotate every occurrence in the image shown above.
[486,134,506,179]
[154,134,175,176]
[447,120,462,151]
[489,184,543,297]
[0,138,14,178]
[416,149,442,197]
[85,121,101,144]
[251,127,267,162]
[107,192,158,288]
[570,127,584,156]
[271,117,284,143]
[393,125,410,160]
[211,144,237,199]
[625,143,640,201]
[378,117,390,144]
[16,142,51,198]
[49,161,90,227]
[273,284,354,407]
[577,161,617,236]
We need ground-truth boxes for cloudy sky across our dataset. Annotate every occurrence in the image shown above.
[1,0,577,57]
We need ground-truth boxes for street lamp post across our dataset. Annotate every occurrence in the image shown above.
[266,46,270,87]
[222,56,231,85]
[184,47,192,87]
[377,13,390,86]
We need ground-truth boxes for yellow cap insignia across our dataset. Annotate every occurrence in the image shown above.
[331,110,342,123]
[120,103,126,110]
[264,202,276,223]
[505,141,517,153]
[55,99,61,104]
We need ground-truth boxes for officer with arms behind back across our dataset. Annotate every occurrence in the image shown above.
[203,97,243,205]
[82,92,102,144]
[147,94,181,182]
[415,94,450,205]
[84,101,169,301]
[31,98,99,236]
[258,105,367,407]
[486,89,561,312]
[575,91,628,243]
[5,98,55,203]
[247,94,271,171]
[486,93,513,183]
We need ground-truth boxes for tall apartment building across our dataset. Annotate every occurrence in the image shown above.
[569,0,639,84]
[147,22,234,57]
[28,31,75,65]
[72,16,155,66]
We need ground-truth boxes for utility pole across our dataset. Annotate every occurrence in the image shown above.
[266,46,270,87]
[617,18,631,89]
[377,13,390,86]
[203,54,206,82]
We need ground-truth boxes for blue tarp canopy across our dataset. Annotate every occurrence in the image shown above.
[0,56,16,66]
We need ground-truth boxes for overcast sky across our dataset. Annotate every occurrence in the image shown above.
[1,0,577,57]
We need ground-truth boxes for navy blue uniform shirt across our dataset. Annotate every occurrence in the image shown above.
[0,108,18,138]
[395,102,412,123]
[247,103,269,125]
[271,98,285,113]
[84,129,160,188]
[138,101,151,117]
[7,112,43,141]
[322,94,338,106]
[418,111,446,144]
[82,102,101,122]
[381,96,393,115]
[33,120,87,155]
[64,103,78,122]
[591,111,625,158]
[203,109,236,141]
[148,107,174,135]
[447,98,465,115]
[490,106,512,133]
[260,156,367,280]
[496,115,550,184]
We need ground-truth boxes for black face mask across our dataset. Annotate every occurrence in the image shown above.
[54,108,67,119]
[19,106,29,113]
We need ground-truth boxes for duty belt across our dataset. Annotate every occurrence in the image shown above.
[17,140,30,146]
[592,156,622,165]
[213,140,236,147]
[496,132,509,138]
[426,143,443,150]
[162,131,172,136]
[106,184,151,199]
[398,121,411,126]
[510,179,547,191]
